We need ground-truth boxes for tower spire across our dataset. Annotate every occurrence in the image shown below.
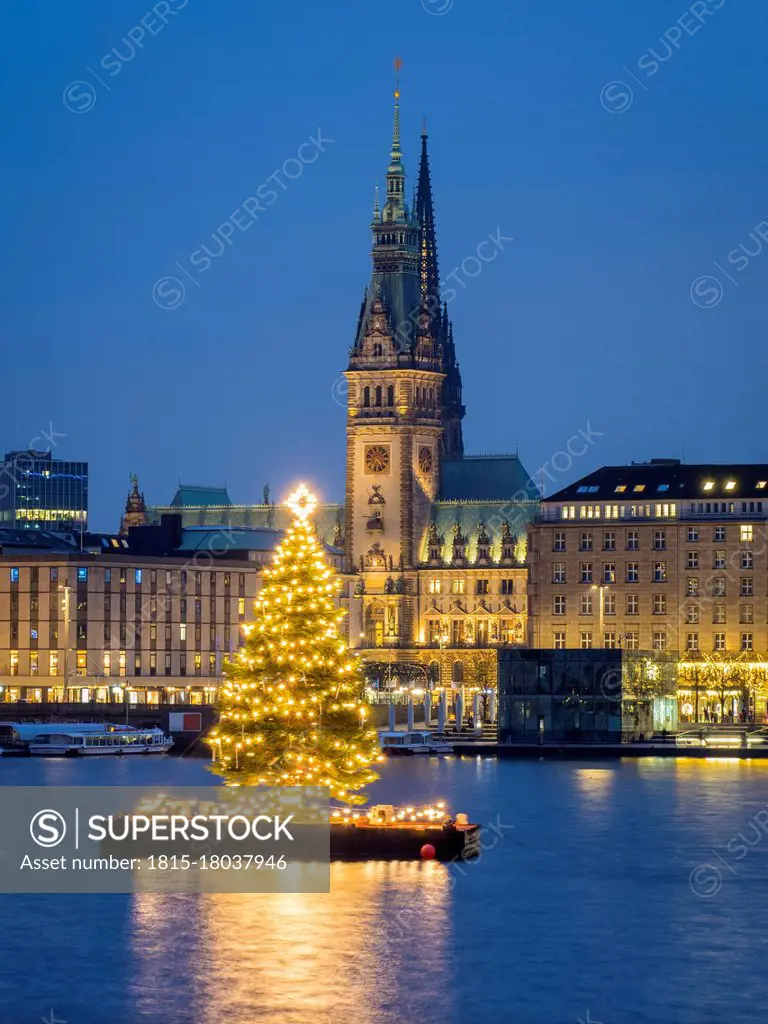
[416,126,439,308]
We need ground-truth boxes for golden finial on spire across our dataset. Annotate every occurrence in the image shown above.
[394,57,402,99]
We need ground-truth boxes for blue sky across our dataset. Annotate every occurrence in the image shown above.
[3,0,767,529]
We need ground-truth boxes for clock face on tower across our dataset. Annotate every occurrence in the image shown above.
[419,446,433,475]
[365,445,390,474]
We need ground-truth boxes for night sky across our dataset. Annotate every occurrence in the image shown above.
[3,0,767,530]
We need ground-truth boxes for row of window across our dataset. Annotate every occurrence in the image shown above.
[552,525,755,552]
[10,620,243,647]
[8,650,223,678]
[552,631,757,652]
[427,578,515,595]
[8,567,248,592]
[552,558,756,584]
[557,501,765,521]
[553,593,759,617]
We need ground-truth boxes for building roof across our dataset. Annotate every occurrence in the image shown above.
[439,455,539,502]
[178,526,283,553]
[170,484,232,508]
[0,529,81,553]
[547,460,768,502]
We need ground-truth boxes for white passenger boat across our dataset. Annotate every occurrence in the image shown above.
[24,724,173,757]
[378,730,454,756]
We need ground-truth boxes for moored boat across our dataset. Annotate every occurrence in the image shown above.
[19,724,173,757]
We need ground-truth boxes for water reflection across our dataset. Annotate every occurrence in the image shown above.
[132,861,452,1024]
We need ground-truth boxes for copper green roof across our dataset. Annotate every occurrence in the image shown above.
[439,455,539,502]
[170,485,232,508]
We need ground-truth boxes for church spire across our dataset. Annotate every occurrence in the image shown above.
[416,126,439,310]
[383,58,406,222]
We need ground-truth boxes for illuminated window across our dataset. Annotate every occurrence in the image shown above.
[77,568,87,582]
[687,577,699,596]
[238,598,245,617]
[428,578,442,594]
[451,579,465,595]
[76,651,87,676]
[49,652,58,676]
[703,481,714,491]
[603,563,616,584]
[135,569,142,585]
[740,524,753,542]
[615,485,627,493]
[180,623,187,641]
[119,651,126,676]
[30,652,38,676]
[9,651,18,676]
[103,652,111,675]
[10,568,18,583]
[653,562,667,582]
[757,481,767,490]
[194,654,202,676]
[633,484,645,493]
[725,481,736,491]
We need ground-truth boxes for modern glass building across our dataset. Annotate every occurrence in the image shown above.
[498,649,678,743]
[0,450,88,532]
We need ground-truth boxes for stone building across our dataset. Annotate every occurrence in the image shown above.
[146,85,539,693]
[527,459,768,720]
[0,519,359,703]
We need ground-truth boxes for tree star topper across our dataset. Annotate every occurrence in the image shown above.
[286,483,318,521]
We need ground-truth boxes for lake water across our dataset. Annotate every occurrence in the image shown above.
[0,755,766,1024]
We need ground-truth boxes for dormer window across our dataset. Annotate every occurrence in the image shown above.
[373,342,383,356]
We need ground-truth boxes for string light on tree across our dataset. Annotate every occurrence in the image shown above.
[208,484,382,804]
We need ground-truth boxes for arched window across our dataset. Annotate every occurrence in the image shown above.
[429,661,440,685]
[362,386,370,407]
[387,385,395,406]
[375,386,382,407]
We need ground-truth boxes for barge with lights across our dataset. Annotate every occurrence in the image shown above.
[330,803,480,861]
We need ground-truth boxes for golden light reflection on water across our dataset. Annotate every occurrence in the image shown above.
[131,861,452,1024]
[571,768,615,802]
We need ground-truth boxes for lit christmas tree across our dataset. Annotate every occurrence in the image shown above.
[208,485,381,804]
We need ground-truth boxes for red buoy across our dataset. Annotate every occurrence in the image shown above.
[420,843,436,860]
